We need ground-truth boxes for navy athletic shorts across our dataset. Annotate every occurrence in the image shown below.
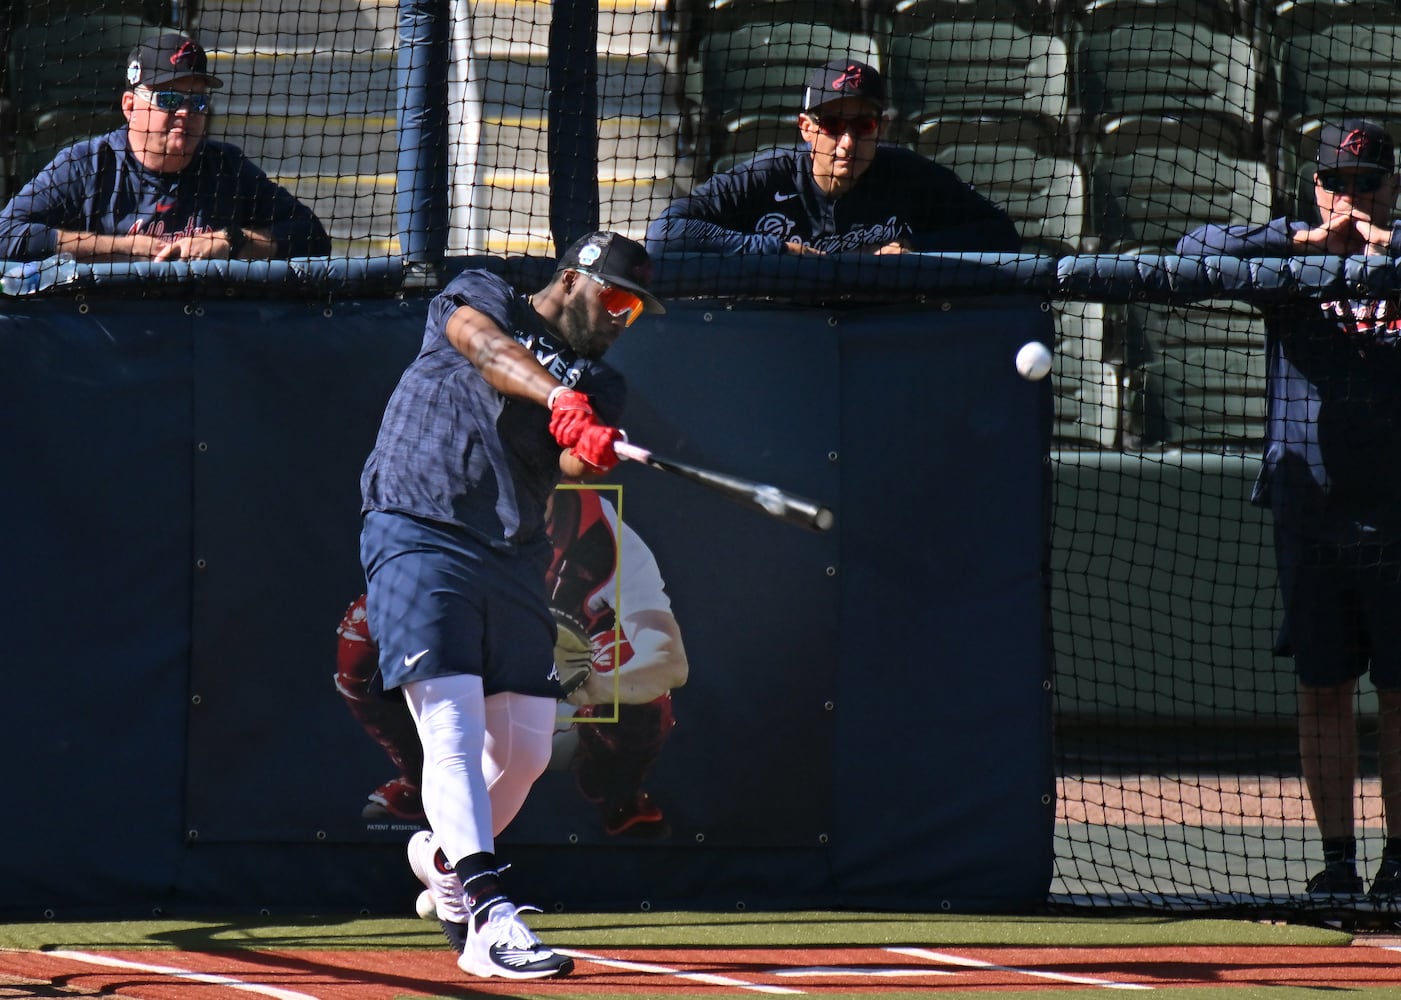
[1273,520,1401,691]
[360,510,561,698]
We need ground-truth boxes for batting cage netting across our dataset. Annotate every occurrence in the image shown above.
[4,0,1400,920]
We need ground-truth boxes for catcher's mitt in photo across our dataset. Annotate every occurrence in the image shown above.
[551,608,594,696]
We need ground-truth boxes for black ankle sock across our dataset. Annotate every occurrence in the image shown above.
[455,851,508,931]
[1322,836,1357,869]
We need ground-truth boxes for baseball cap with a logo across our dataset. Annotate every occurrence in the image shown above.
[126,33,224,90]
[802,58,886,112]
[555,232,665,315]
[1317,119,1395,172]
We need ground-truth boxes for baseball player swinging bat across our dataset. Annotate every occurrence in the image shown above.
[613,440,835,533]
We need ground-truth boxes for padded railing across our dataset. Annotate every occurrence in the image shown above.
[3,251,1399,302]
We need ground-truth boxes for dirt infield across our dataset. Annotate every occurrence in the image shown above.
[5,941,1401,997]
[1059,775,1387,827]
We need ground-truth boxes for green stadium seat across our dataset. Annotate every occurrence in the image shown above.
[1264,0,1401,53]
[1276,18,1401,124]
[703,0,863,37]
[667,0,861,65]
[16,0,180,28]
[880,0,1054,35]
[7,15,152,185]
[1072,0,1243,34]
[694,21,882,178]
[709,119,801,173]
[1074,18,1261,132]
[1126,300,1267,450]
[912,116,1085,254]
[1089,116,1271,253]
[884,22,1070,138]
[1052,301,1124,449]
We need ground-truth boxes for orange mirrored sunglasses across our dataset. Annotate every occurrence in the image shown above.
[580,272,644,326]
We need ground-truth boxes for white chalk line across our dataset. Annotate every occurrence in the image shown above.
[47,943,1152,996]
[556,947,805,994]
[45,950,320,1000]
[887,946,1154,990]
[772,965,957,977]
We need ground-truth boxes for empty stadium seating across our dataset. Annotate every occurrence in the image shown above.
[1072,0,1243,35]
[705,0,863,36]
[1074,18,1261,135]
[1088,116,1271,252]
[6,14,153,188]
[1053,300,1124,448]
[1125,301,1268,449]
[884,21,1070,140]
[1275,16,1401,124]
[913,116,1085,253]
[879,0,1054,34]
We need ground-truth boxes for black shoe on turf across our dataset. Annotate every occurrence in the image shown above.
[1307,863,1364,896]
[1369,857,1401,900]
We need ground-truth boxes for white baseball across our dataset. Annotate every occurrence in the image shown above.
[1015,341,1053,381]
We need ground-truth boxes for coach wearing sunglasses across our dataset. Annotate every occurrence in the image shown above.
[644,57,1019,257]
[0,32,330,263]
[1177,118,1401,901]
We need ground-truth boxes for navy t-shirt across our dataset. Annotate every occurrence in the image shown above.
[361,269,626,551]
[0,128,331,260]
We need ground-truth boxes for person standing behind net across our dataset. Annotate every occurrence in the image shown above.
[1177,119,1401,900]
[644,58,1020,257]
[0,32,330,262]
[358,231,664,980]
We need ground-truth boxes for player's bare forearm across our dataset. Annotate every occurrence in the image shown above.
[560,450,608,478]
[55,230,160,261]
[1292,215,1367,255]
[240,228,280,259]
[573,612,688,706]
[445,305,557,405]
[569,666,679,706]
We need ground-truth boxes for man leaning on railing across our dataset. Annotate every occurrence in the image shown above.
[644,58,1020,258]
[1177,118,1401,903]
[0,32,330,264]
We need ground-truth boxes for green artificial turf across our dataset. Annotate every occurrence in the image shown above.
[0,911,1355,951]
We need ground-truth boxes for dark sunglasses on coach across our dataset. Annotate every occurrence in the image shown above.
[811,113,881,138]
[1317,171,1388,194]
[136,89,213,113]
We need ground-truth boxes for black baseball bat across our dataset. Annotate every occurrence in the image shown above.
[614,440,834,533]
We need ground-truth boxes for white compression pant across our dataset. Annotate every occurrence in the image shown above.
[402,674,556,866]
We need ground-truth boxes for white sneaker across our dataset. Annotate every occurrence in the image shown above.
[457,902,574,980]
[406,830,469,952]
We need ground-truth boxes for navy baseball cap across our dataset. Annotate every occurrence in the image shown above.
[126,33,223,90]
[802,59,886,112]
[1317,119,1394,172]
[556,232,665,315]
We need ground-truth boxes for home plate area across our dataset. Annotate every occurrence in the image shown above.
[4,942,1401,996]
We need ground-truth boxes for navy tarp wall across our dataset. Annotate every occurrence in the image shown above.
[2,256,1057,916]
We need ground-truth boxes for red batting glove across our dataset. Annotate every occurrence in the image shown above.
[548,389,597,449]
[572,424,623,472]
